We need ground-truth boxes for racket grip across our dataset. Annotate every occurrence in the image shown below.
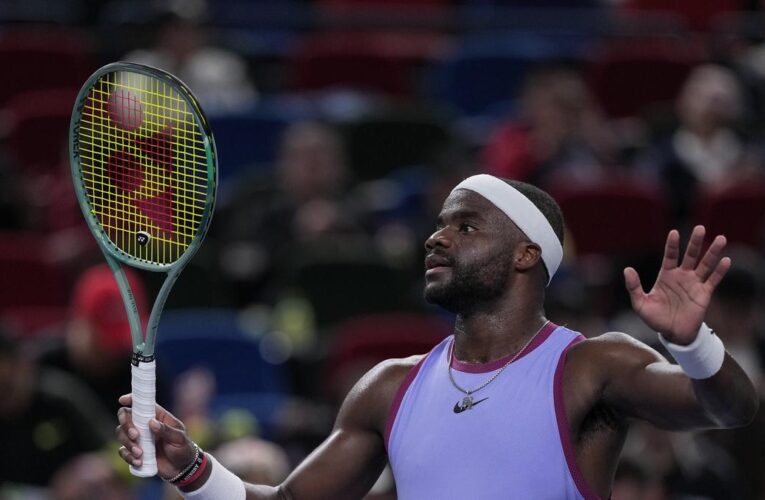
[130,360,158,477]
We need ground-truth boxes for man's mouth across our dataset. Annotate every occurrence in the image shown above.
[425,254,452,272]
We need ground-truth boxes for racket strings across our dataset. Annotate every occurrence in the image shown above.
[77,70,210,265]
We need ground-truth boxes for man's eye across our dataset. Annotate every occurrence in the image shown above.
[460,224,476,233]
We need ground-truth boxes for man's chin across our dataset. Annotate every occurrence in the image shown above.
[424,285,460,313]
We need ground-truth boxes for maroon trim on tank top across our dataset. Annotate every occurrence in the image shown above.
[384,355,428,452]
[553,335,603,500]
[449,321,558,374]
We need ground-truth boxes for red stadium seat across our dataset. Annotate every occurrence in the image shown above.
[1,306,68,338]
[693,178,765,251]
[0,28,95,106]
[0,232,70,309]
[324,312,451,398]
[5,89,78,173]
[287,32,423,97]
[315,0,453,18]
[585,38,706,119]
[620,0,741,32]
[547,175,672,258]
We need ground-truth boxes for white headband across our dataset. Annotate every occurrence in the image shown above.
[451,174,562,284]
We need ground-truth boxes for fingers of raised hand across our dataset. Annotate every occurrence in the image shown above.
[696,234,728,282]
[623,267,646,307]
[706,256,732,289]
[662,230,681,270]
[681,225,706,270]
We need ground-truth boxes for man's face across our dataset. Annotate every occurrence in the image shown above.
[423,190,519,313]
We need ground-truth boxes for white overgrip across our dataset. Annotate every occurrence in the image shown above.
[130,359,158,477]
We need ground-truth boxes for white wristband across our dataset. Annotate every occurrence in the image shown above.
[181,455,246,500]
[658,323,726,379]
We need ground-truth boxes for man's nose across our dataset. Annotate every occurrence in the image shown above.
[425,227,452,251]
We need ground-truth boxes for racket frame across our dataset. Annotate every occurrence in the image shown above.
[69,61,218,358]
[69,62,217,478]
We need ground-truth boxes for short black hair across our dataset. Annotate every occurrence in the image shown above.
[503,178,565,247]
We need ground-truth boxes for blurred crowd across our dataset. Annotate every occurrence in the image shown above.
[2,0,765,498]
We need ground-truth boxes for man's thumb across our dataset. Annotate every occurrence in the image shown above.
[149,418,186,445]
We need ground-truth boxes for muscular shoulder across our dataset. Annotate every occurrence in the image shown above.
[565,332,668,402]
[336,355,425,435]
[562,332,669,427]
[569,332,665,372]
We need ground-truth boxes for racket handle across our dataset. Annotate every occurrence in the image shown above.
[130,360,158,477]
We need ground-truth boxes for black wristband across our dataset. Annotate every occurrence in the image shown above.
[168,443,202,484]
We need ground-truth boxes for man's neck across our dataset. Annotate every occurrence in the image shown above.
[452,301,547,364]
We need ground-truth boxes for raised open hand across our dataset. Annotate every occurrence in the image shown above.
[624,225,731,345]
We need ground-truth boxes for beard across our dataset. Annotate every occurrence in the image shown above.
[424,251,513,314]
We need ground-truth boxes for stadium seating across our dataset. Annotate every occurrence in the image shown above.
[155,309,290,395]
[324,311,451,397]
[693,178,765,251]
[286,32,414,97]
[425,33,589,117]
[547,175,672,258]
[337,106,453,181]
[0,232,69,309]
[5,89,77,174]
[281,238,416,329]
[585,37,706,119]
[0,28,94,106]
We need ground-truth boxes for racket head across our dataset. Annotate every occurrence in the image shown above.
[69,62,217,272]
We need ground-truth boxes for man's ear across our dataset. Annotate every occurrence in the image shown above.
[514,242,542,272]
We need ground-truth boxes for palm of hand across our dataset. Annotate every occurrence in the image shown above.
[633,268,710,341]
[624,226,730,345]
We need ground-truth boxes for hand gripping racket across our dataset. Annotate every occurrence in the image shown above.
[69,62,217,477]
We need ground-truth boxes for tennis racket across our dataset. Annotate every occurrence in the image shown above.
[69,62,217,477]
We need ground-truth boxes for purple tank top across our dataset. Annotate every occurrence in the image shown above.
[385,322,600,499]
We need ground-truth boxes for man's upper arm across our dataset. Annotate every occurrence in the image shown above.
[579,332,716,430]
[253,356,419,500]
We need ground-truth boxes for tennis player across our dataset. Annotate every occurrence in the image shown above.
[116,174,758,499]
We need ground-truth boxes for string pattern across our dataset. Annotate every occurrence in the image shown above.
[76,70,209,265]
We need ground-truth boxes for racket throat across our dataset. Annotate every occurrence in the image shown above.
[131,351,156,366]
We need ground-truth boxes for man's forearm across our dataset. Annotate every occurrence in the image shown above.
[659,323,759,427]
[692,354,759,428]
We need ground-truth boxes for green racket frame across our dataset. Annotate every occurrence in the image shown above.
[69,62,217,478]
[70,61,217,358]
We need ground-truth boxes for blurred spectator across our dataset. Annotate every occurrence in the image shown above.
[621,422,744,500]
[544,265,608,338]
[214,437,290,485]
[39,264,167,413]
[640,64,764,223]
[160,436,290,500]
[704,249,765,500]
[50,452,134,500]
[124,12,257,113]
[218,121,362,304]
[707,248,765,388]
[0,325,111,488]
[482,65,623,188]
[611,458,664,500]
